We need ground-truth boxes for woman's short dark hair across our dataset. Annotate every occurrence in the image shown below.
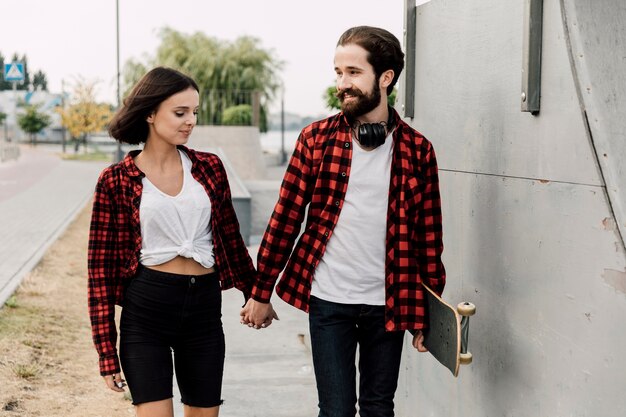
[337,26,405,96]
[108,67,199,144]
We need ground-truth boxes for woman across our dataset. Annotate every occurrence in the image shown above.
[88,67,277,417]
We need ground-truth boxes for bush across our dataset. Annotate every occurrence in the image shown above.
[221,104,252,126]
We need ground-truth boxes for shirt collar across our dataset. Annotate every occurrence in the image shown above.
[121,150,143,178]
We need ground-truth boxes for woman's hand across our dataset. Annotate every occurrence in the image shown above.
[103,373,126,392]
[240,299,280,329]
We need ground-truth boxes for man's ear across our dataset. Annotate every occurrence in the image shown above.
[379,69,394,90]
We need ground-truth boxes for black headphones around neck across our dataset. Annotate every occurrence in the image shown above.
[353,109,395,149]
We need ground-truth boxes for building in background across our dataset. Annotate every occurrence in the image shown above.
[0,89,65,143]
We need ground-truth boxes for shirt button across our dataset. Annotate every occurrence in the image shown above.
[344,142,350,148]
[341,172,346,177]
[191,277,196,284]
[324,231,329,237]
[335,201,340,206]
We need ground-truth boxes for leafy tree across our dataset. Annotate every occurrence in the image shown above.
[324,86,341,111]
[121,58,148,100]
[18,104,50,145]
[0,53,10,90]
[0,111,6,140]
[122,28,282,131]
[32,70,48,91]
[57,78,113,153]
[324,85,397,111]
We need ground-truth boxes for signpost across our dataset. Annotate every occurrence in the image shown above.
[3,62,25,143]
[4,62,25,82]
[2,62,24,158]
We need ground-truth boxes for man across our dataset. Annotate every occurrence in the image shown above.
[241,26,446,417]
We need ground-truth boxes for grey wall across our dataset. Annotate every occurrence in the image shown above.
[397,1,626,416]
[187,125,268,245]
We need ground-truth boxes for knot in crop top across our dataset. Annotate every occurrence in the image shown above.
[139,150,215,269]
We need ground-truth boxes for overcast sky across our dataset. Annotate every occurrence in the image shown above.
[1,1,409,117]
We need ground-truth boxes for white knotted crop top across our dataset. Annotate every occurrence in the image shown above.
[139,150,215,269]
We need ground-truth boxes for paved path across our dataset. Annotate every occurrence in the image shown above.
[0,145,318,416]
[0,146,108,306]
[204,247,318,417]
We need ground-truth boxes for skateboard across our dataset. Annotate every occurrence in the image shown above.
[421,283,475,377]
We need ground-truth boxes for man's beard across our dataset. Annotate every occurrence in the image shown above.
[336,80,381,120]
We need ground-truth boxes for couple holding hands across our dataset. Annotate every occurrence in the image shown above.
[88,25,445,417]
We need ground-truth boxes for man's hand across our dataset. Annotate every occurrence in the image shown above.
[240,298,279,329]
[412,330,428,352]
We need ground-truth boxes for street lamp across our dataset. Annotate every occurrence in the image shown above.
[114,0,124,162]
[280,83,286,165]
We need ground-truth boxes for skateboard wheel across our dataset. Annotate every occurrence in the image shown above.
[457,302,476,316]
[460,352,473,365]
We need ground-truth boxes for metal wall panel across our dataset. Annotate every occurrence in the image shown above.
[398,172,626,416]
[401,0,603,186]
[397,0,626,415]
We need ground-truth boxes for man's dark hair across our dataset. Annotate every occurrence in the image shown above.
[108,67,199,144]
[337,26,405,96]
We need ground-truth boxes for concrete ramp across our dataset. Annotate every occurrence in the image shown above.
[561,0,626,248]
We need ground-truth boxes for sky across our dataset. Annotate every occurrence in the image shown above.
[0,0,407,118]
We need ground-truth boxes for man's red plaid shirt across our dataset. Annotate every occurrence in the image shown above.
[252,109,446,332]
[88,146,255,376]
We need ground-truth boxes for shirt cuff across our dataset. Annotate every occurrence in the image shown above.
[250,276,275,303]
[99,353,120,376]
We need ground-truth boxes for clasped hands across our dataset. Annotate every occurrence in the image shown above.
[240,298,279,329]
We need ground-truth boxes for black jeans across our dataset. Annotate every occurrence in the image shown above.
[309,296,405,417]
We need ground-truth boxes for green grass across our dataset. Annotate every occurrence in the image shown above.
[4,295,18,308]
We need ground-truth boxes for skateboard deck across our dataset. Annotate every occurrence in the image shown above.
[421,283,475,377]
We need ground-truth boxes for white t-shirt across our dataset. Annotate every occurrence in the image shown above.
[139,150,215,269]
[311,132,394,305]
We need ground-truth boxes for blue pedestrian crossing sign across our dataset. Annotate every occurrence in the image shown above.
[4,62,25,82]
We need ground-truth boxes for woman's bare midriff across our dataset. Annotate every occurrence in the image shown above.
[146,256,216,276]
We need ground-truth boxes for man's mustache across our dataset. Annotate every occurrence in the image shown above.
[335,88,362,100]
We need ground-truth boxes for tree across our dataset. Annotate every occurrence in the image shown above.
[57,78,113,153]
[0,111,7,140]
[18,104,50,145]
[122,28,282,131]
[0,53,10,90]
[324,85,398,111]
[121,58,148,100]
[324,86,341,111]
[32,70,48,91]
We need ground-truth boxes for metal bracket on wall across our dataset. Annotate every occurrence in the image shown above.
[521,0,543,115]
[403,0,417,118]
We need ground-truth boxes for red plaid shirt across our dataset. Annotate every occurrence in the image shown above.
[252,109,445,332]
[88,145,255,375]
